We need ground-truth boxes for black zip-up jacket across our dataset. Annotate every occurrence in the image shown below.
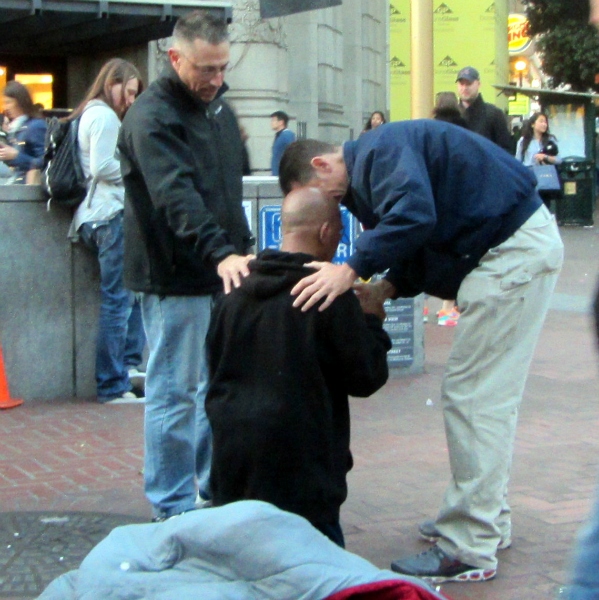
[205,250,391,525]
[460,93,512,151]
[119,66,253,295]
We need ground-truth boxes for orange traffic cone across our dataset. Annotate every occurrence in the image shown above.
[0,342,23,409]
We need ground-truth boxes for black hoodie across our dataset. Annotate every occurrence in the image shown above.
[206,249,391,525]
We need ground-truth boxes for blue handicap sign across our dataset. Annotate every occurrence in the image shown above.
[259,205,355,264]
[259,206,283,250]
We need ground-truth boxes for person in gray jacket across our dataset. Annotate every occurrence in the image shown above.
[67,58,145,404]
[118,10,254,522]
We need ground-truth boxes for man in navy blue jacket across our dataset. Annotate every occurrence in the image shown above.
[278,120,564,583]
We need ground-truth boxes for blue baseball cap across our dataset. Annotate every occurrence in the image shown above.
[456,66,480,82]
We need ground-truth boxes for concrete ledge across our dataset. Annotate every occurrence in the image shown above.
[0,186,100,400]
[1,181,423,401]
[0,185,47,202]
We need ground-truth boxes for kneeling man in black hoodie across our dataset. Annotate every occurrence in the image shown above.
[205,187,391,547]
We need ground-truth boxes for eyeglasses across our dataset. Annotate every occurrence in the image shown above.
[178,50,229,80]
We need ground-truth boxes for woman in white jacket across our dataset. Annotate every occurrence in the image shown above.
[68,58,145,404]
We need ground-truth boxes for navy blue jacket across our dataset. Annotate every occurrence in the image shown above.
[5,117,46,182]
[271,128,295,175]
[343,120,541,299]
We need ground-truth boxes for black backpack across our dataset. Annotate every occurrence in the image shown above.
[42,116,87,208]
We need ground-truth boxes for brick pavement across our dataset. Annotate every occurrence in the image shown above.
[1,224,599,599]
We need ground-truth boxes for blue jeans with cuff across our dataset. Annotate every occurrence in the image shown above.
[79,211,142,401]
[141,293,213,519]
[124,296,146,369]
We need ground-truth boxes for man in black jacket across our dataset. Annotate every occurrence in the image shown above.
[456,66,512,151]
[205,187,391,547]
[118,10,254,522]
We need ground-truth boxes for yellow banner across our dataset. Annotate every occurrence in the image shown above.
[390,1,508,119]
[389,0,411,122]
[433,1,505,110]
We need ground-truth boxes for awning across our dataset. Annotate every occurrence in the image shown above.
[493,84,599,104]
[0,0,233,56]
[259,0,341,19]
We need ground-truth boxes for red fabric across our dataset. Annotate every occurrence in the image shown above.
[323,579,451,600]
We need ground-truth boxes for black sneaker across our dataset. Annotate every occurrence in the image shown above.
[418,519,512,550]
[390,545,496,583]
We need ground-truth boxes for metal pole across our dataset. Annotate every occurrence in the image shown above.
[411,0,434,119]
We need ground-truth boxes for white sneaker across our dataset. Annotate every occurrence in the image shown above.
[195,493,212,509]
[104,391,145,405]
[128,367,146,389]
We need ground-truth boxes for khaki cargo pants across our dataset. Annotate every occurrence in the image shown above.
[435,204,564,570]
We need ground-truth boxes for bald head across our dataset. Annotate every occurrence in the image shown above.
[280,187,343,262]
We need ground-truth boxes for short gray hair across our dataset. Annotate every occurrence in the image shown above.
[173,10,229,46]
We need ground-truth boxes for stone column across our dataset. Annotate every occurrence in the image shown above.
[285,9,320,142]
[226,0,289,174]
[411,0,433,119]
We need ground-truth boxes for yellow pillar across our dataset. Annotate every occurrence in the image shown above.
[411,0,433,119]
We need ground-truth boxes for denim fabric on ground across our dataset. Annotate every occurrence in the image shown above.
[141,293,213,520]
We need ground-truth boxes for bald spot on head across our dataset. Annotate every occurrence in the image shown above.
[280,187,342,261]
[281,187,338,233]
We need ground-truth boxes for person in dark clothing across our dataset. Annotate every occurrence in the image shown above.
[239,123,251,176]
[206,187,391,548]
[271,110,296,176]
[118,10,255,522]
[433,91,468,130]
[456,66,511,151]
[278,121,563,582]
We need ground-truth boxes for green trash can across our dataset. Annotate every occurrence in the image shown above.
[556,157,595,226]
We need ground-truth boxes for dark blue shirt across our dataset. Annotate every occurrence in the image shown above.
[6,117,47,182]
[271,128,295,176]
[343,120,541,298]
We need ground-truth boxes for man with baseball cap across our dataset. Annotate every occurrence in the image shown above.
[456,65,511,151]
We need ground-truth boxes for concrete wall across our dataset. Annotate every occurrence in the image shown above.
[0,179,423,402]
[226,0,388,173]
[0,186,100,401]
[97,2,389,175]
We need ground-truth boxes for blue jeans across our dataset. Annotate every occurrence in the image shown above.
[141,293,213,519]
[79,212,139,401]
[124,296,145,368]
[568,478,599,599]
